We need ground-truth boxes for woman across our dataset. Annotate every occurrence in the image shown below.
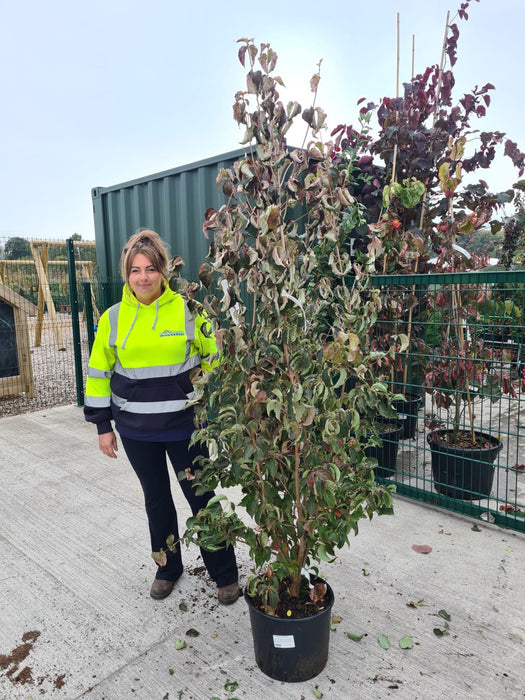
[84,229,240,602]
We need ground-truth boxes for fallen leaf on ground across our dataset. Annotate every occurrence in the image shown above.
[399,635,414,649]
[378,635,390,649]
[411,544,432,554]
[345,632,363,642]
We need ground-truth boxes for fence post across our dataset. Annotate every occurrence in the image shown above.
[67,239,84,406]
[83,281,95,353]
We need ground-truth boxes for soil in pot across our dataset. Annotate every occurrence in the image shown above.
[246,577,334,682]
[427,429,503,500]
[365,420,403,479]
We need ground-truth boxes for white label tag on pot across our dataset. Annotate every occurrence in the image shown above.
[273,635,295,649]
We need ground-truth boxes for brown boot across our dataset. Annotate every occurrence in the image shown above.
[150,579,175,600]
[218,583,241,605]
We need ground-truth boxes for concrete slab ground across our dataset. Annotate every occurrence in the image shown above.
[1,405,524,700]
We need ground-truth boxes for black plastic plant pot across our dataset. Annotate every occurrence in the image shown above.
[392,394,423,440]
[365,421,403,479]
[427,430,503,500]
[245,582,334,683]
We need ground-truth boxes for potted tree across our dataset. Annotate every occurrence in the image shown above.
[332,3,524,499]
[172,40,400,682]
[423,141,510,500]
[367,178,427,442]
[332,2,525,457]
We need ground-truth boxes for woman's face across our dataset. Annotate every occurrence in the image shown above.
[128,253,164,305]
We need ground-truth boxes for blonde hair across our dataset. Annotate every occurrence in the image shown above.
[120,229,169,282]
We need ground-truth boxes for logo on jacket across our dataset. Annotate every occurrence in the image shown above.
[159,329,184,337]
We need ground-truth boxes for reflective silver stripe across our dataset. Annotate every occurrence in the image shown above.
[108,303,121,347]
[87,366,113,379]
[84,395,111,407]
[113,354,200,379]
[112,393,190,414]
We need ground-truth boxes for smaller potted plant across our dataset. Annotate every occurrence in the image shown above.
[423,147,509,499]
[363,178,428,443]
[424,330,504,500]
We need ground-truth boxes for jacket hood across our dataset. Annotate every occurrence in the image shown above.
[122,281,177,307]
[120,282,179,349]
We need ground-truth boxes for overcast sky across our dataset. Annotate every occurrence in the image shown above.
[0,0,522,241]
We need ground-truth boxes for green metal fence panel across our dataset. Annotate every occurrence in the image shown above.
[91,148,248,301]
[67,239,84,406]
[368,270,525,533]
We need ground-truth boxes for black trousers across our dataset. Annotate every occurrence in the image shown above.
[120,435,238,587]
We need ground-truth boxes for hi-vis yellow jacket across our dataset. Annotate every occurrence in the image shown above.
[84,283,217,439]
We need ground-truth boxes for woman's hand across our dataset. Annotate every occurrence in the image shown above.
[99,431,118,459]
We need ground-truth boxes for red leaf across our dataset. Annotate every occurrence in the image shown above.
[511,464,525,472]
[412,544,432,554]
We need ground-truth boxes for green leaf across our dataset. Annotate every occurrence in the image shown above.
[317,543,334,562]
[179,601,188,612]
[378,634,390,649]
[151,550,167,567]
[399,635,414,649]
[312,687,323,699]
[174,638,186,650]
[438,609,451,621]
[433,627,448,637]
[224,681,239,692]
[185,628,200,637]
[206,494,227,507]
[345,632,363,642]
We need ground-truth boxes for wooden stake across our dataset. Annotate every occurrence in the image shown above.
[434,11,450,128]
[391,13,401,184]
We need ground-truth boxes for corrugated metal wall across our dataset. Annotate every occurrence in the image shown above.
[91,148,247,291]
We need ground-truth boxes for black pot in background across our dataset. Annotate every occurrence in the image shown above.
[245,581,334,682]
[365,421,403,479]
[392,394,423,440]
[427,429,503,500]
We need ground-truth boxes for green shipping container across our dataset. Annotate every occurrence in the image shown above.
[91,148,247,301]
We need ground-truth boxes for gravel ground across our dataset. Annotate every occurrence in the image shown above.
[0,314,90,418]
